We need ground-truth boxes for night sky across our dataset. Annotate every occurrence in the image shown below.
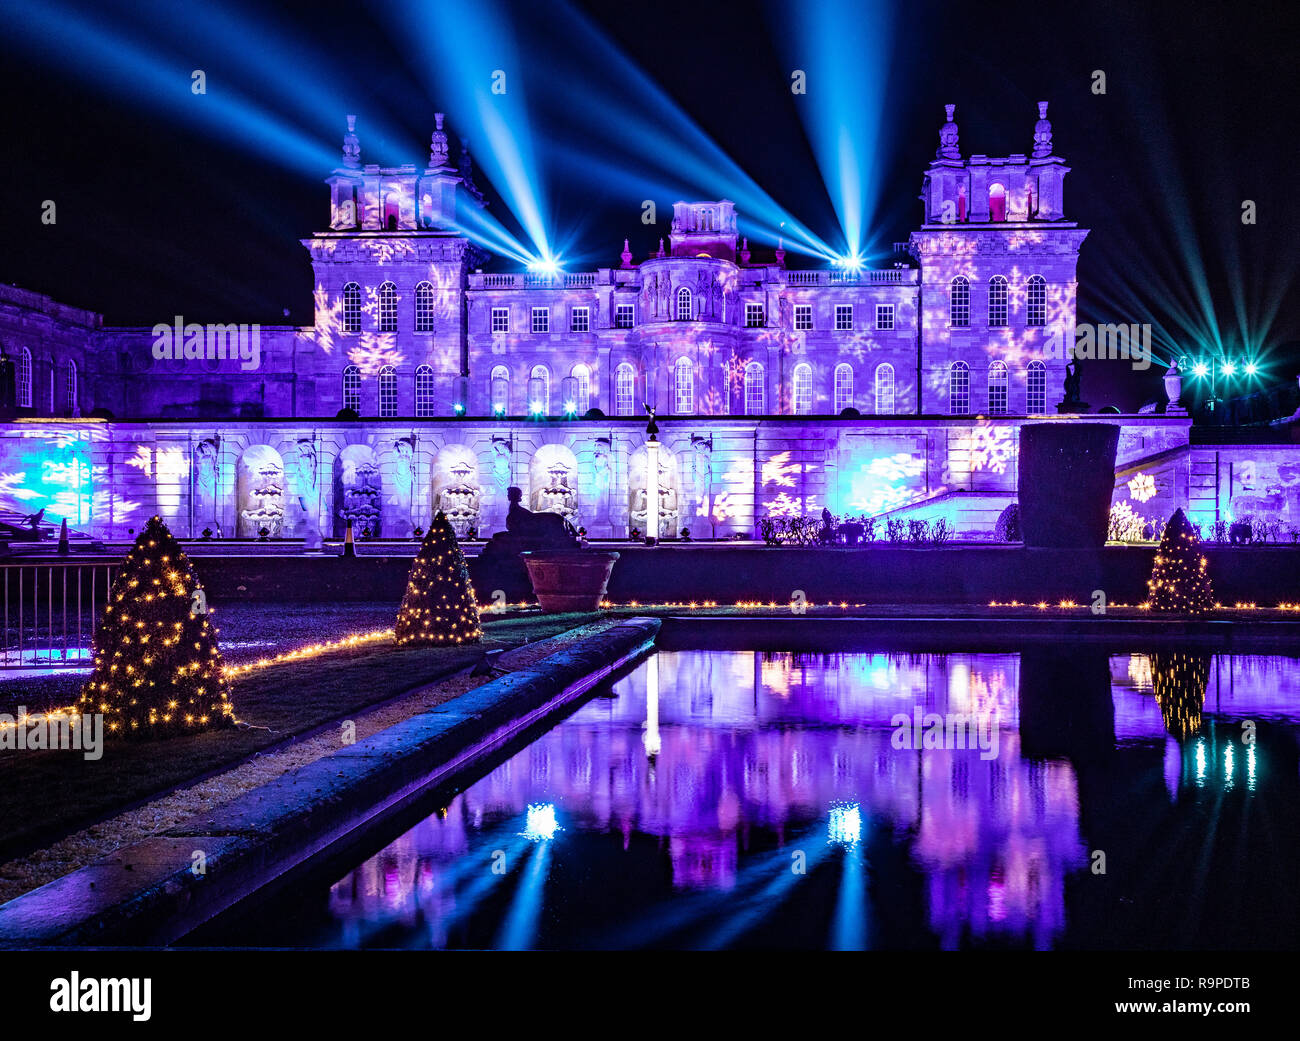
[2,0,1296,410]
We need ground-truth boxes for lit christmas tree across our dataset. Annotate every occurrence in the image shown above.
[78,516,235,738]
[1147,508,1214,614]
[395,511,482,645]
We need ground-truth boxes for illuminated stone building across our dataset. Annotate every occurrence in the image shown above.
[0,104,1290,542]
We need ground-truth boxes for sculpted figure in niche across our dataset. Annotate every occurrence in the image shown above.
[193,438,220,533]
[629,443,680,534]
[292,439,318,513]
[335,443,382,537]
[236,445,286,537]
[529,443,580,525]
[391,438,415,525]
[593,438,612,494]
[432,443,482,537]
[491,437,512,490]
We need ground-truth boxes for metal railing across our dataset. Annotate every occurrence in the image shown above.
[1,562,118,668]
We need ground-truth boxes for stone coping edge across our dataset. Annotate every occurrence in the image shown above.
[0,616,660,948]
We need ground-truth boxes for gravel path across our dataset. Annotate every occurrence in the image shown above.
[0,618,618,906]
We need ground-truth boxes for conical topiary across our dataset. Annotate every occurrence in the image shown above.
[395,511,482,645]
[78,516,235,738]
[1147,508,1214,614]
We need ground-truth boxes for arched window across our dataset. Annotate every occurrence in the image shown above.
[950,276,970,328]
[378,366,398,417]
[676,286,693,321]
[792,363,813,415]
[414,364,436,417]
[490,364,510,415]
[571,364,591,414]
[744,361,765,415]
[342,364,361,412]
[615,363,636,416]
[834,363,854,412]
[1027,361,1047,415]
[949,360,970,415]
[377,282,398,333]
[874,363,895,415]
[988,275,1008,327]
[674,356,694,414]
[65,359,78,415]
[342,283,361,333]
[16,347,32,408]
[1026,275,1047,326]
[988,360,1009,414]
[529,364,550,415]
[414,281,436,333]
[989,182,1007,222]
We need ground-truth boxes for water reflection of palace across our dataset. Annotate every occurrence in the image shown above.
[328,650,1097,948]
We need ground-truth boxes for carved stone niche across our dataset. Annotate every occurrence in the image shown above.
[629,443,680,535]
[334,443,383,537]
[236,444,286,537]
[432,443,482,536]
[528,444,580,525]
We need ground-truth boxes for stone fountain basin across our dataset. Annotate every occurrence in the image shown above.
[520,550,620,612]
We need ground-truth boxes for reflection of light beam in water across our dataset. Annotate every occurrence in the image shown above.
[831,840,870,951]
[591,841,822,949]
[494,840,553,951]
[697,841,832,950]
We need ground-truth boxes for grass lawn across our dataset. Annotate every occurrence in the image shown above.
[0,611,600,863]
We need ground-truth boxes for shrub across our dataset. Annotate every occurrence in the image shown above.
[994,503,1022,542]
[930,518,952,545]
[886,518,907,542]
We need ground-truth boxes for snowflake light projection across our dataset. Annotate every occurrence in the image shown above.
[1127,471,1157,503]
[847,452,925,514]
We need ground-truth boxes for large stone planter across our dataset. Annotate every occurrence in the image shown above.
[520,550,620,612]
[1018,423,1119,548]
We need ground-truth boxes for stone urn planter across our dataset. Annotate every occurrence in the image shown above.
[520,550,620,612]
[1018,423,1119,547]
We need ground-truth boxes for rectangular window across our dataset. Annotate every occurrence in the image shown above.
[491,307,510,334]
[745,302,765,328]
[835,304,853,331]
[876,304,895,330]
[615,303,635,329]
[793,304,813,331]
[570,307,590,333]
[531,307,550,334]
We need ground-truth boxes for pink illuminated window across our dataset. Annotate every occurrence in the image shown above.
[989,183,1007,222]
[572,364,591,413]
[490,365,510,414]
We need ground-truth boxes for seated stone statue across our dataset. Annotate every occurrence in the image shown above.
[504,486,578,542]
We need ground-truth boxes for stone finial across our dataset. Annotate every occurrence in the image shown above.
[774,237,786,268]
[937,103,960,160]
[620,239,633,268]
[429,112,450,168]
[656,238,666,258]
[342,114,360,169]
[1032,101,1054,159]
[740,237,751,265]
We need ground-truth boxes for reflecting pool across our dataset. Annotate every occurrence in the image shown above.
[203,647,1300,949]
